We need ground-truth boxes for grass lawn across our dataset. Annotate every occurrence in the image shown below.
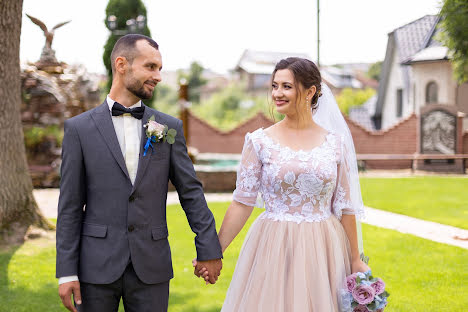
[360,176,468,230]
[1,202,467,311]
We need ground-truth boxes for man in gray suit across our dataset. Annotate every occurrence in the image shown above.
[56,34,223,312]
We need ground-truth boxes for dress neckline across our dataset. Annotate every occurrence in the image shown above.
[259,128,332,153]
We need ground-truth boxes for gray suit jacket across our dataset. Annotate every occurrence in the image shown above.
[56,101,222,284]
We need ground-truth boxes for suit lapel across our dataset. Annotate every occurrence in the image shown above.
[91,101,130,181]
[132,105,158,192]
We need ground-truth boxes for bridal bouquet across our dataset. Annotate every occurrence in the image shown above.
[340,257,389,312]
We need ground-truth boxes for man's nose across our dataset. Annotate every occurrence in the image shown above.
[153,70,162,83]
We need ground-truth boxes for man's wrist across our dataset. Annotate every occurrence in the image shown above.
[58,275,79,285]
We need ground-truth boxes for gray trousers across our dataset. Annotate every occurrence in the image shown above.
[76,263,169,312]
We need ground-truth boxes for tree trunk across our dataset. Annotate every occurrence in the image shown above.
[0,0,53,245]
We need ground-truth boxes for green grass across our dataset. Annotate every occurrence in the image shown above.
[1,202,467,311]
[360,176,468,229]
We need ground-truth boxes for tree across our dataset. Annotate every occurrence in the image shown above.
[367,61,382,81]
[103,0,151,90]
[178,61,208,103]
[0,0,52,244]
[440,0,468,83]
[336,88,376,115]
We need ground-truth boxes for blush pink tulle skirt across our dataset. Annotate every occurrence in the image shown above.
[221,214,352,312]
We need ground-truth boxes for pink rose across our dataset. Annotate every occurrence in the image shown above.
[371,278,385,295]
[147,120,165,137]
[346,273,358,292]
[353,305,370,312]
[352,284,375,305]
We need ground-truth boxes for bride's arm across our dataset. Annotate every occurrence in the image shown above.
[218,201,254,253]
[342,215,370,273]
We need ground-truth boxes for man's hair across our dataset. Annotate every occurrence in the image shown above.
[110,34,159,75]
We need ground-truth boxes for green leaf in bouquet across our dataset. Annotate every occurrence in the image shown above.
[167,135,175,144]
[149,115,155,121]
[351,302,358,308]
[167,128,177,137]
[381,290,390,298]
[367,301,378,311]
[163,125,169,134]
[356,276,362,284]
[360,252,369,265]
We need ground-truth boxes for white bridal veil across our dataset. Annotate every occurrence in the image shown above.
[313,83,365,254]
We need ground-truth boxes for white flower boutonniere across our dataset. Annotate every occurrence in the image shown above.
[143,115,177,156]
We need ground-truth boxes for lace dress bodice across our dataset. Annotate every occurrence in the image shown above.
[233,128,364,223]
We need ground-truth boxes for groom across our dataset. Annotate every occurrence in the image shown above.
[56,34,223,312]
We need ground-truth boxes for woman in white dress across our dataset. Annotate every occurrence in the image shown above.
[198,57,370,311]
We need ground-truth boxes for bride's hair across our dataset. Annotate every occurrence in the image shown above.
[272,57,322,111]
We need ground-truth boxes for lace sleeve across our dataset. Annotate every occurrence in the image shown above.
[331,134,365,220]
[232,133,262,207]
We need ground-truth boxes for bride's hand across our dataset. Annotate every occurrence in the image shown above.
[351,259,371,274]
[192,258,210,284]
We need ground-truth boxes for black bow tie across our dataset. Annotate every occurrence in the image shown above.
[111,102,145,120]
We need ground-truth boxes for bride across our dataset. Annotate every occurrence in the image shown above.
[197,57,370,311]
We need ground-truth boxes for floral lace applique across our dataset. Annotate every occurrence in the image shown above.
[232,128,362,223]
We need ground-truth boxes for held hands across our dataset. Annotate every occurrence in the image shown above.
[192,258,222,285]
[58,281,81,312]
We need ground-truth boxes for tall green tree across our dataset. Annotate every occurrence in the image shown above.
[440,0,468,83]
[0,0,52,244]
[103,0,151,90]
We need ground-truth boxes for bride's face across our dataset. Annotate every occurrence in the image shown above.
[271,69,305,116]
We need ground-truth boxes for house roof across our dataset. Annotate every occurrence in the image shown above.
[321,66,363,89]
[349,95,377,131]
[403,46,449,64]
[394,15,439,64]
[374,15,441,121]
[236,49,311,75]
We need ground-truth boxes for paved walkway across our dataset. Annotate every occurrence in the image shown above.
[35,189,468,249]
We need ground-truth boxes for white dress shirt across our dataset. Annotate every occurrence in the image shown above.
[58,95,142,285]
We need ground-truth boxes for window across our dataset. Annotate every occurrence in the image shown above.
[396,89,403,117]
[426,82,438,104]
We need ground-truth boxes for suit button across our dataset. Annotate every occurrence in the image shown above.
[129,195,135,202]
[128,225,135,232]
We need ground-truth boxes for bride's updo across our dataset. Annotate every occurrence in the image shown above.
[272,57,322,111]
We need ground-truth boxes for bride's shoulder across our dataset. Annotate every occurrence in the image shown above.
[246,127,265,140]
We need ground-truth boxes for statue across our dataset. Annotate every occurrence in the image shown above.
[26,14,71,66]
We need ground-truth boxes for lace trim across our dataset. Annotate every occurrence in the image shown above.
[259,128,334,156]
[259,211,332,224]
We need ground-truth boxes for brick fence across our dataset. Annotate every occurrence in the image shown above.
[187,111,467,170]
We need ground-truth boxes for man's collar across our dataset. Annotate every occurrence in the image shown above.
[106,95,142,112]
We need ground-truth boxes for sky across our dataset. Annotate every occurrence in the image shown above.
[20,0,442,74]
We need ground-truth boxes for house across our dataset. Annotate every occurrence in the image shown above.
[235,50,378,99]
[373,15,468,130]
[234,50,311,96]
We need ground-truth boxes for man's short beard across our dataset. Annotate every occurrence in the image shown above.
[125,71,153,100]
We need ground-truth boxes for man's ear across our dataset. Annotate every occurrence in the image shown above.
[114,56,127,75]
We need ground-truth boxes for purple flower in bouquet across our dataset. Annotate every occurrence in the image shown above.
[352,284,375,305]
[371,278,386,295]
[353,305,369,312]
[346,273,358,292]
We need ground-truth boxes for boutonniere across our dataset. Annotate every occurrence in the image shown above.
[143,116,177,156]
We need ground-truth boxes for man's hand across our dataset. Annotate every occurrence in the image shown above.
[58,281,81,312]
[193,258,222,284]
